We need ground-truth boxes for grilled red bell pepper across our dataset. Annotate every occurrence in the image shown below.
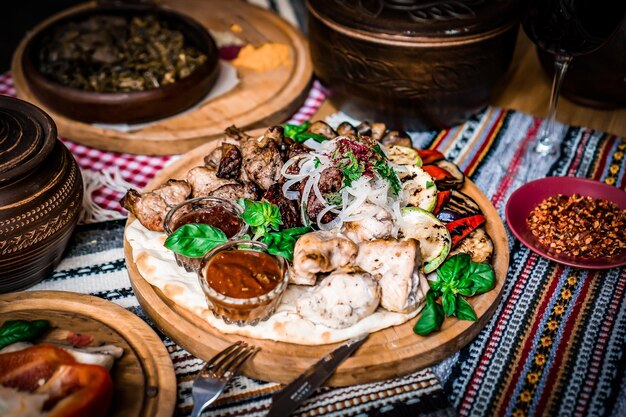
[445,214,486,247]
[39,363,113,417]
[433,190,452,215]
[422,165,455,182]
[417,149,445,165]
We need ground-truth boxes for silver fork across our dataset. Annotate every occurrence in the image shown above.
[190,341,260,417]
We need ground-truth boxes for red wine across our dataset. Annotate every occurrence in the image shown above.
[522,0,626,56]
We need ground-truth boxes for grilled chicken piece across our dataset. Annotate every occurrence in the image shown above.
[355,238,428,313]
[121,179,191,231]
[186,166,239,198]
[291,231,358,285]
[262,183,300,229]
[296,269,380,329]
[204,147,222,168]
[239,129,283,190]
[341,203,394,243]
[264,125,284,144]
[216,142,242,179]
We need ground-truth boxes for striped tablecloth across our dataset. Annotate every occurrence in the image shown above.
[2,1,626,415]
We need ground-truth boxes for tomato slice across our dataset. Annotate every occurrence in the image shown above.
[38,364,113,417]
[0,344,75,391]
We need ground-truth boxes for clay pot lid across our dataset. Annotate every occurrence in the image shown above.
[307,0,519,42]
[0,96,56,183]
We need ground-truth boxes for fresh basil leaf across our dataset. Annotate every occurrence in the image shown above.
[413,292,444,336]
[261,226,312,261]
[437,253,471,284]
[238,198,282,238]
[164,223,227,257]
[442,290,457,317]
[282,121,310,138]
[429,279,444,293]
[0,320,49,349]
[456,275,476,297]
[454,297,478,321]
[467,262,495,295]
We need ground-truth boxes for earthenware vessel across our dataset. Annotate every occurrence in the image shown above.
[0,96,83,292]
[307,0,520,130]
[21,3,220,124]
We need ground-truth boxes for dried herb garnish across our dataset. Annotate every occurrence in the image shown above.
[38,14,208,93]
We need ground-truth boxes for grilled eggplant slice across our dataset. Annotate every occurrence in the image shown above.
[449,227,494,263]
[433,160,464,190]
[436,190,482,222]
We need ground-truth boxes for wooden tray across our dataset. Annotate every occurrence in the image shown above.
[0,291,177,417]
[123,137,510,387]
[11,0,312,155]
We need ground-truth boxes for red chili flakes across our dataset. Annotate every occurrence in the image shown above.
[526,194,626,259]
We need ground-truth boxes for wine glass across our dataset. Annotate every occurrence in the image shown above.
[514,0,626,183]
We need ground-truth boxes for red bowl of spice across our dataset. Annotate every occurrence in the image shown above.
[198,240,288,326]
[164,197,247,272]
[505,176,626,269]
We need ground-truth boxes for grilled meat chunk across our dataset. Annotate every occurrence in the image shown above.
[239,129,283,190]
[216,142,242,179]
[291,230,358,285]
[356,238,428,313]
[186,166,239,198]
[341,203,394,243]
[307,120,337,140]
[381,130,412,147]
[262,183,300,229]
[121,179,191,231]
[336,121,357,138]
[300,167,343,224]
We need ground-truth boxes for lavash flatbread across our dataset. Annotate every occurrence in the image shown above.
[126,219,422,345]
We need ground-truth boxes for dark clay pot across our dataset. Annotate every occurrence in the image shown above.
[307,0,520,130]
[0,97,83,292]
[21,3,220,124]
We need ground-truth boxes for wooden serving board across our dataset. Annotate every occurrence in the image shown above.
[123,137,510,387]
[0,291,177,417]
[11,0,312,155]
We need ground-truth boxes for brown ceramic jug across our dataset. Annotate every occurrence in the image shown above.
[0,96,83,292]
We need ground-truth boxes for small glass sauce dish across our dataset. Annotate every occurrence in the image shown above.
[164,196,247,272]
[198,241,288,326]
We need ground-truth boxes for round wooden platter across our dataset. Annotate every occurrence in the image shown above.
[11,0,312,155]
[0,291,177,417]
[124,138,510,387]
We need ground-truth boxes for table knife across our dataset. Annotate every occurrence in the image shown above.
[266,333,369,417]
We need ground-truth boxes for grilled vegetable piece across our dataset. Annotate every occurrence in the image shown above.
[336,121,357,138]
[433,190,452,215]
[370,123,387,141]
[399,165,437,212]
[307,120,337,140]
[387,145,422,167]
[436,190,482,223]
[356,121,373,138]
[381,130,412,147]
[449,227,494,263]
[446,214,486,247]
[400,207,451,273]
[434,160,465,189]
[416,149,445,165]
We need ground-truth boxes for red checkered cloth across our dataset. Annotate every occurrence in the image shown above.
[0,72,327,216]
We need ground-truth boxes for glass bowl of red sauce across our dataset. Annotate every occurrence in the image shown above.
[164,196,247,272]
[198,240,288,326]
